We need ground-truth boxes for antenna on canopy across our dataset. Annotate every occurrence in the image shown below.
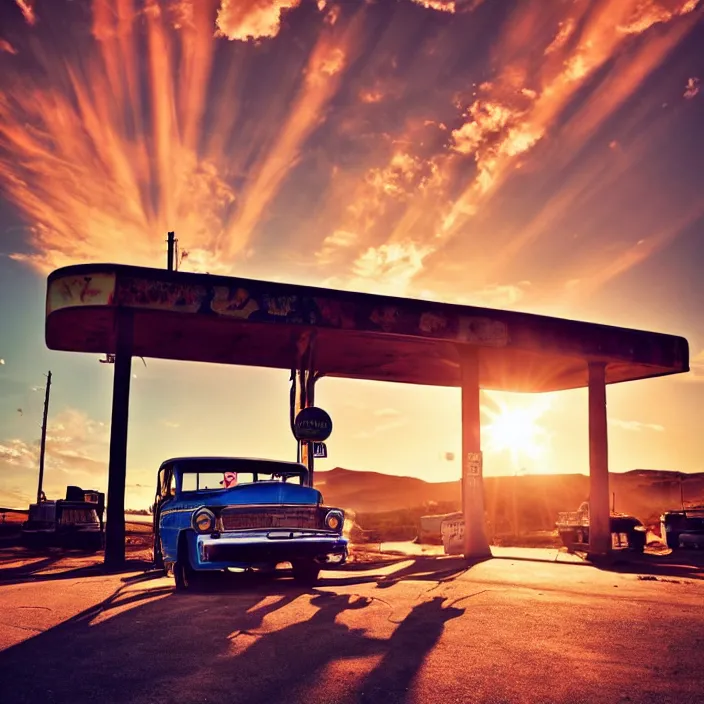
[166,231,177,271]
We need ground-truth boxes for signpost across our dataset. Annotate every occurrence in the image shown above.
[293,407,332,486]
[293,407,333,442]
[312,442,327,459]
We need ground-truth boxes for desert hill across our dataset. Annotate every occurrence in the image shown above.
[316,467,704,533]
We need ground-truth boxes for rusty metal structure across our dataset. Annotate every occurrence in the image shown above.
[45,263,689,565]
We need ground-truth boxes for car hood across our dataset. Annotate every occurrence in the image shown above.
[178,481,322,507]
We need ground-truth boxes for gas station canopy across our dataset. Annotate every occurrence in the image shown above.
[45,264,689,392]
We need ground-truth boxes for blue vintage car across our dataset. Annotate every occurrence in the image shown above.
[152,456,348,590]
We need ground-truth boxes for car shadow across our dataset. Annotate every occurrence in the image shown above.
[0,552,154,586]
[352,596,465,702]
[320,554,477,588]
[335,547,704,584]
[589,549,704,581]
[0,552,63,579]
[0,589,452,704]
[0,565,467,704]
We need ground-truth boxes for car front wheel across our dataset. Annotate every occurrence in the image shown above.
[153,534,164,570]
[174,543,201,592]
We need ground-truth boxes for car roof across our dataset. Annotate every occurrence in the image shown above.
[160,457,308,474]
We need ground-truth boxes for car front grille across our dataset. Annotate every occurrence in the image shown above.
[220,506,320,531]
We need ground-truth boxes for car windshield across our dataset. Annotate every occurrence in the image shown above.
[179,467,304,492]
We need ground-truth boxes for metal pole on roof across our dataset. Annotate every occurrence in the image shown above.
[306,373,316,486]
[36,371,52,504]
[167,232,175,271]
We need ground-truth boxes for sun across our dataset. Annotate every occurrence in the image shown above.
[482,394,552,469]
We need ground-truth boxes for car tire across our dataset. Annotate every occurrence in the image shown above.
[174,541,201,592]
[291,560,320,586]
[153,534,165,570]
[83,535,103,553]
[665,532,680,550]
[629,535,646,553]
[559,530,576,550]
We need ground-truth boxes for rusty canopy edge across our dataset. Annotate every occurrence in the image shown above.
[45,263,690,393]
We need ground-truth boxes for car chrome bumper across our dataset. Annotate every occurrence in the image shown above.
[193,530,348,570]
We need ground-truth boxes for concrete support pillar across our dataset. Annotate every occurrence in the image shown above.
[460,347,491,559]
[104,312,133,567]
[588,361,611,555]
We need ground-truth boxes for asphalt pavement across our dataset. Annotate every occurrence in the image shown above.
[1,546,703,704]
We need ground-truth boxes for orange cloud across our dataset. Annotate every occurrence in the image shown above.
[0,0,699,316]
[410,0,456,12]
[359,88,384,103]
[15,0,36,26]
[0,39,17,54]
[0,406,162,508]
[409,0,703,302]
[560,199,704,303]
[215,0,303,41]
[312,138,450,294]
[684,76,700,99]
[441,0,701,244]
[0,408,109,505]
[220,18,359,260]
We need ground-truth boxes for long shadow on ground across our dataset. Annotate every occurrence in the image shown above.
[0,569,466,704]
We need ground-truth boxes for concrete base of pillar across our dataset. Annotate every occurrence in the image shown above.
[586,551,616,567]
[462,453,491,559]
[464,553,493,567]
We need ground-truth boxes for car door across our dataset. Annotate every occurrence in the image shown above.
[153,467,174,561]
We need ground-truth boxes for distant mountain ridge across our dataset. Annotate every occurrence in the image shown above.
[315,467,704,526]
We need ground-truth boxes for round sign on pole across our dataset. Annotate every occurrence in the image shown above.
[294,407,333,442]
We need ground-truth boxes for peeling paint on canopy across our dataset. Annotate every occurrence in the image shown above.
[45,264,689,392]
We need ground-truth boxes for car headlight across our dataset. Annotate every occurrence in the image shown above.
[325,510,344,532]
[192,507,216,534]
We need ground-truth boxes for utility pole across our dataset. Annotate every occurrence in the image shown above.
[36,371,52,503]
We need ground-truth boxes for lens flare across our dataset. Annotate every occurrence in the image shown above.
[482,392,553,470]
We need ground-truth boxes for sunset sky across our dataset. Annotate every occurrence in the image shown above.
[0,0,703,510]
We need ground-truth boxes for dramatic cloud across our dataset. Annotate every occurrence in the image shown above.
[219,28,356,260]
[609,418,665,432]
[0,438,36,466]
[215,0,303,42]
[434,0,702,258]
[684,76,700,99]
[14,0,35,26]
[457,282,532,309]
[0,408,109,506]
[410,0,456,12]
[0,0,701,314]
[0,39,17,54]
